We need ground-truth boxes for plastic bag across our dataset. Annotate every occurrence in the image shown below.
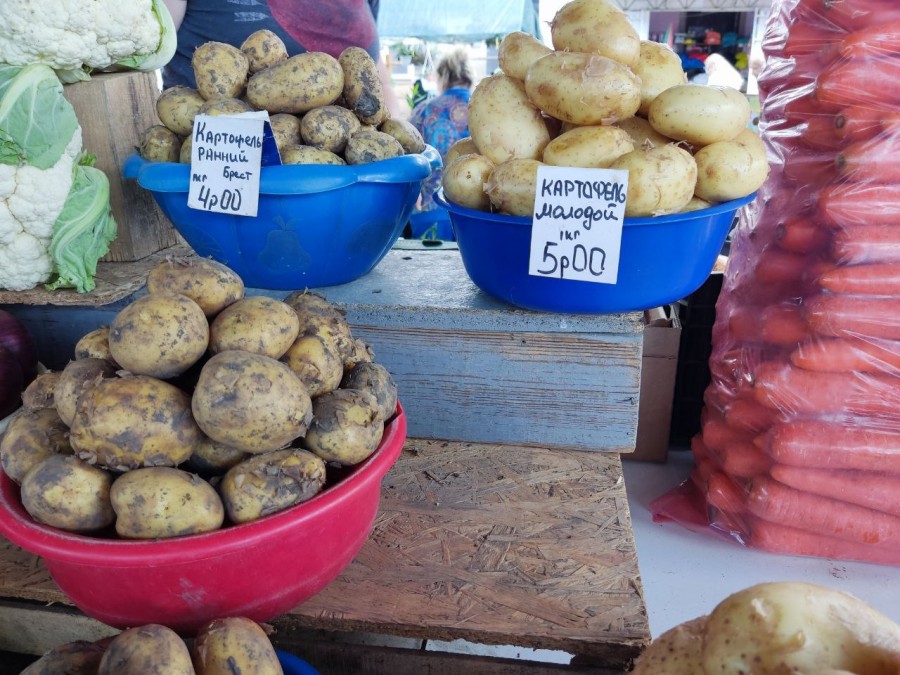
[652,0,900,566]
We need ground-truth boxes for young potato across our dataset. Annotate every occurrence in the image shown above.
[21,370,60,410]
[208,296,300,359]
[345,127,405,164]
[615,116,675,149]
[219,448,326,524]
[111,467,225,539]
[300,104,361,153]
[498,30,553,81]
[649,84,752,146]
[74,325,115,363]
[247,52,343,114]
[281,144,347,165]
[550,0,641,68]
[146,257,245,318]
[609,144,697,217]
[484,158,543,217]
[20,455,115,533]
[633,41,688,116]
[442,153,494,211]
[469,74,550,165]
[341,362,398,422]
[198,96,255,116]
[0,407,72,484]
[20,639,108,675]
[269,113,302,152]
[283,291,354,359]
[99,625,193,675]
[680,196,713,213]
[303,390,382,466]
[339,46,388,125]
[156,86,205,136]
[444,137,480,167]
[109,293,209,379]
[69,376,203,471]
[380,118,426,154]
[179,135,192,163]
[280,334,344,398]
[631,616,707,675]
[525,51,641,126]
[240,29,288,73]
[139,125,180,163]
[192,41,250,100]
[185,436,250,476]
[55,357,118,427]
[694,129,769,203]
[542,126,634,168]
[193,617,283,675]
[192,351,313,454]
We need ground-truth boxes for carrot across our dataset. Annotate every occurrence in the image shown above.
[761,420,900,473]
[706,471,750,536]
[810,0,900,32]
[702,415,751,453]
[817,57,900,108]
[749,516,900,565]
[835,105,892,143]
[832,224,900,265]
[752,360,900,416]
[721,441,772,479]
[770,464,900,518]
[725,396,776,434]
[800,114,845,151]
[747,476,900,548]
[836,134,900,183]
[805,293,900,340]
[884,112,900,136]
[840,21,900,56]
[819,183,900,226]
[761,304,809,346]
[818,263,900,295]
[775,215,832,254]
[753,249,821,285]
[790,337,900,373]
[780,21,845,58]
[783,93,843,121]
[781,148,840,186]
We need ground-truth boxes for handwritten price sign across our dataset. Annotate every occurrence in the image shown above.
[527,166,628,285]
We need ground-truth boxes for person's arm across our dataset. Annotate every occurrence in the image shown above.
[163,0,187,30]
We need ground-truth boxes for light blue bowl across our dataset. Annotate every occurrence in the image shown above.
[124,148,440,290]
[434,190,755,314]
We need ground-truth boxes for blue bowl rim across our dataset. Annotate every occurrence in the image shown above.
[433,189,757,229]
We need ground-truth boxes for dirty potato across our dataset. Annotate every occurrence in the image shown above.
[185,436,249,476]
[192,41,250,100]
[609,144,698,217]
[300,105,361,153]
[111,467,225,539]
[219,448,327,524]
[484,158,543,216]
[240,29,288,73]
[179,135,193,163]
[442,153,494,211]
[55,357,118,427]
[380,118,426,154]
[193,617,283,675]
[542,126,634,168]
[74,326,115,363]
[0,407,72,484]
[198,96,255,116]
[139,125,180,163]
[21,370,60,410]
[146,257,245,318]
[209,296,300,359]
[303,389,382,466]
[345,127,405,164]
[156,86,205,136]
[269,113,302,152]
[283,291,354,359]
[498,31,553,81]
[247,52,343,114]
[341,362,398,422]
[280,334,344,397]
[339,46,389,125]
[281,144,346,165]
[69,376,203,471]
[20,454,115,533]
[98,625,193,675]
[343,338,375,370]
[20,639,108,675]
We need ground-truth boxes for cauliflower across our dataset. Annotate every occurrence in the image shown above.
[0,0,176,83]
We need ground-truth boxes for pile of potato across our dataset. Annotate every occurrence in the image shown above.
[23,616,284,675]
[0,258,398,539]
[442,0,768,218]
[140,32,426,166]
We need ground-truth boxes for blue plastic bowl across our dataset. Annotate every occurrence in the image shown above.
[434,190,755,314]
[124,148,440,290]
[277,649,319,675]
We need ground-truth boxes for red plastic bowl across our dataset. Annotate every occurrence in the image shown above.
[0,405,406,634]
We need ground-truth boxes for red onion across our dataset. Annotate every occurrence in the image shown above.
[0,343,23,419]
[0,309,38,384]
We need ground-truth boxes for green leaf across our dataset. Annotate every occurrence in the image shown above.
[114,0,178,72]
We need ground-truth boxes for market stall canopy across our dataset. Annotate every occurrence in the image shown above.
[377,0,542,41]
[612,0,771,9]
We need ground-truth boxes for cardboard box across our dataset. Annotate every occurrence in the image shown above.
[628,306,682,462]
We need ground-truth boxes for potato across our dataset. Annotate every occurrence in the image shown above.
[484,158,543,217]
[20,639,108,675]
[468,74,550,165]
[303,389,382,466]
[146,257,245,318]
[74,325,115,363]
[444,137,480,167]
[380,118,426,154]
[631,616,707,674]
[198,96,255,116]
[345,127,405,165]
[99,625,193,675]
[192,41,249,100]
[283,291,354,359]
[542,126,634,168]
[634,41,688,116]
[280,334,343,398]
[219,448,326,524]
[300,104,361,153]
[680,196,713,213]
[209,296,300,359]
[247,51,343,114]
[550,0,641,68]
[524,51,641,126]
[109,293,209,379]
[498,31,553,81]
[70,375,203,471]
[193,617,283,675]
[694,129,769,203]
[649,84,752,146]
[240,29,288,73]
[0,407,71,484]
[20,455,114,533]
[281,144,347,165]
[615,116,675,149]
[609,144,697,217]
[111,467,225,539]
[269,113,302,152]
[442,153,494,211]
[339,46,388,125]
[139,125,180,163]
[192,350,313,454]
[55,357,118,427]
[185,436,249,476]
[21,370,60,410]
[344,338,374,370]
[341,362,398,422]
[156,86,205,136]
[179,135,192,163]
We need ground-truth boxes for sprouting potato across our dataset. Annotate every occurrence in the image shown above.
[240,29,288,73]
[631,616,707,674]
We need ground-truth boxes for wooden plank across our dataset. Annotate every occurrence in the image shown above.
[0,440,648,668]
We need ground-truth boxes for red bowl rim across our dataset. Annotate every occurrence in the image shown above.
[0,404,407,567]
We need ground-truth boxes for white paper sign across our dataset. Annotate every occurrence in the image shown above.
[187,112,268,217]
[528,166,629,285]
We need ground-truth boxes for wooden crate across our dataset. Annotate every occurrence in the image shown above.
[63,71,180,262]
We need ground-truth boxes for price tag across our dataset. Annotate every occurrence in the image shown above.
[188,112,271,217]
[528,165,629,285]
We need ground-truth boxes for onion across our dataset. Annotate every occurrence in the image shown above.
[0,344,23,419]
[0,309,38,384]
